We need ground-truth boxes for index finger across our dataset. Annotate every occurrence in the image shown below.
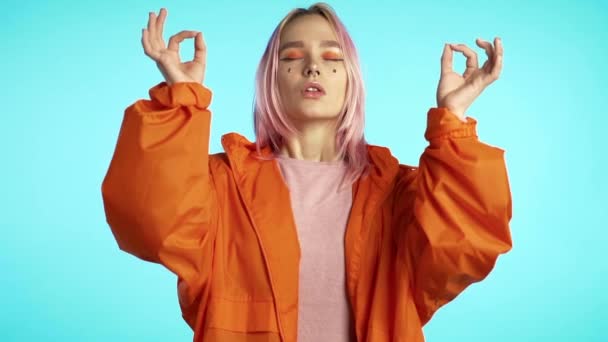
[476,38,494,72]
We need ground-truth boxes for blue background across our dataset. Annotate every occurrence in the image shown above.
[1,0,606,340]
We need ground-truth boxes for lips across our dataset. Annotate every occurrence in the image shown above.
[301,82,326,98]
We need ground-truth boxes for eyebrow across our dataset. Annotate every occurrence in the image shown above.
[279,40,342,53]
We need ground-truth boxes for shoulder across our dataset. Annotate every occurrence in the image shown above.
[395,164,419,194]
[209,152,230,168]
[366,143,418,187]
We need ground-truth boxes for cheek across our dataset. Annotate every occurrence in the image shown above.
[331,69,348,94]
[278,66,301,87]
[277,70,296,99]
[277,67,288,86]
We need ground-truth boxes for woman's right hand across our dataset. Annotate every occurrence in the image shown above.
[142,8,206,85]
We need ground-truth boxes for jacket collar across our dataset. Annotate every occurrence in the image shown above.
[219,132,399,186]
[220,132,399,341]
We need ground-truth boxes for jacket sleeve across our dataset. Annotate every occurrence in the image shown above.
[395,107,513,326]
[101,81,218,322]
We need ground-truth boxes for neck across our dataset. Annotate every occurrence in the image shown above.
[278,119,340,162]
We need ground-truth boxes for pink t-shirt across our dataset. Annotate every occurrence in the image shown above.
[275,155,356,342]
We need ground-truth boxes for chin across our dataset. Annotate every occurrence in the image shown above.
[293,110,340,121]
[290,102,341,121]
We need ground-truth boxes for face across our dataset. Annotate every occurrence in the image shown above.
[277,14,347,124]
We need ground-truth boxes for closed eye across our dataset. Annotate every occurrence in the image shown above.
[322,52,344,61]
[280,50,304,61]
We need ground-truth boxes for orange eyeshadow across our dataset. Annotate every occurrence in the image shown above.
[322,52,343,59]
[283,50,304,59]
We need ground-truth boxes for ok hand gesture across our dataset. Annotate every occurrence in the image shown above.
[141,8,207,85]
[436,38,503,120]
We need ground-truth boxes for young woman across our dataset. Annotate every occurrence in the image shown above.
[102,3,512,341]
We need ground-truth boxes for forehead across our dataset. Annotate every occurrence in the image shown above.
[280,14,339,43]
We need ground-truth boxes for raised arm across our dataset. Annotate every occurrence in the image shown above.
[101,8,216,327]
[101,81,214,264]
[395,107,513,325]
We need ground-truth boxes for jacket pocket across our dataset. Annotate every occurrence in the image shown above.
[206,296,279,333]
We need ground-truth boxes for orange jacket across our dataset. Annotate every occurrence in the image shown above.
[101,81,512,341]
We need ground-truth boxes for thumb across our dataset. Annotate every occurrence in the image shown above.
[193,32,207,64]
[440,44,453,75]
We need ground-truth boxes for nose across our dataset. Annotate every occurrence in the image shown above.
[303,63,321,77]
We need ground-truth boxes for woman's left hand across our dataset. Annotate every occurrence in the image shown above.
[436,37,503,120]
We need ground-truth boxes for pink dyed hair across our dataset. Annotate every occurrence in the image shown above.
[253,2,370,186]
